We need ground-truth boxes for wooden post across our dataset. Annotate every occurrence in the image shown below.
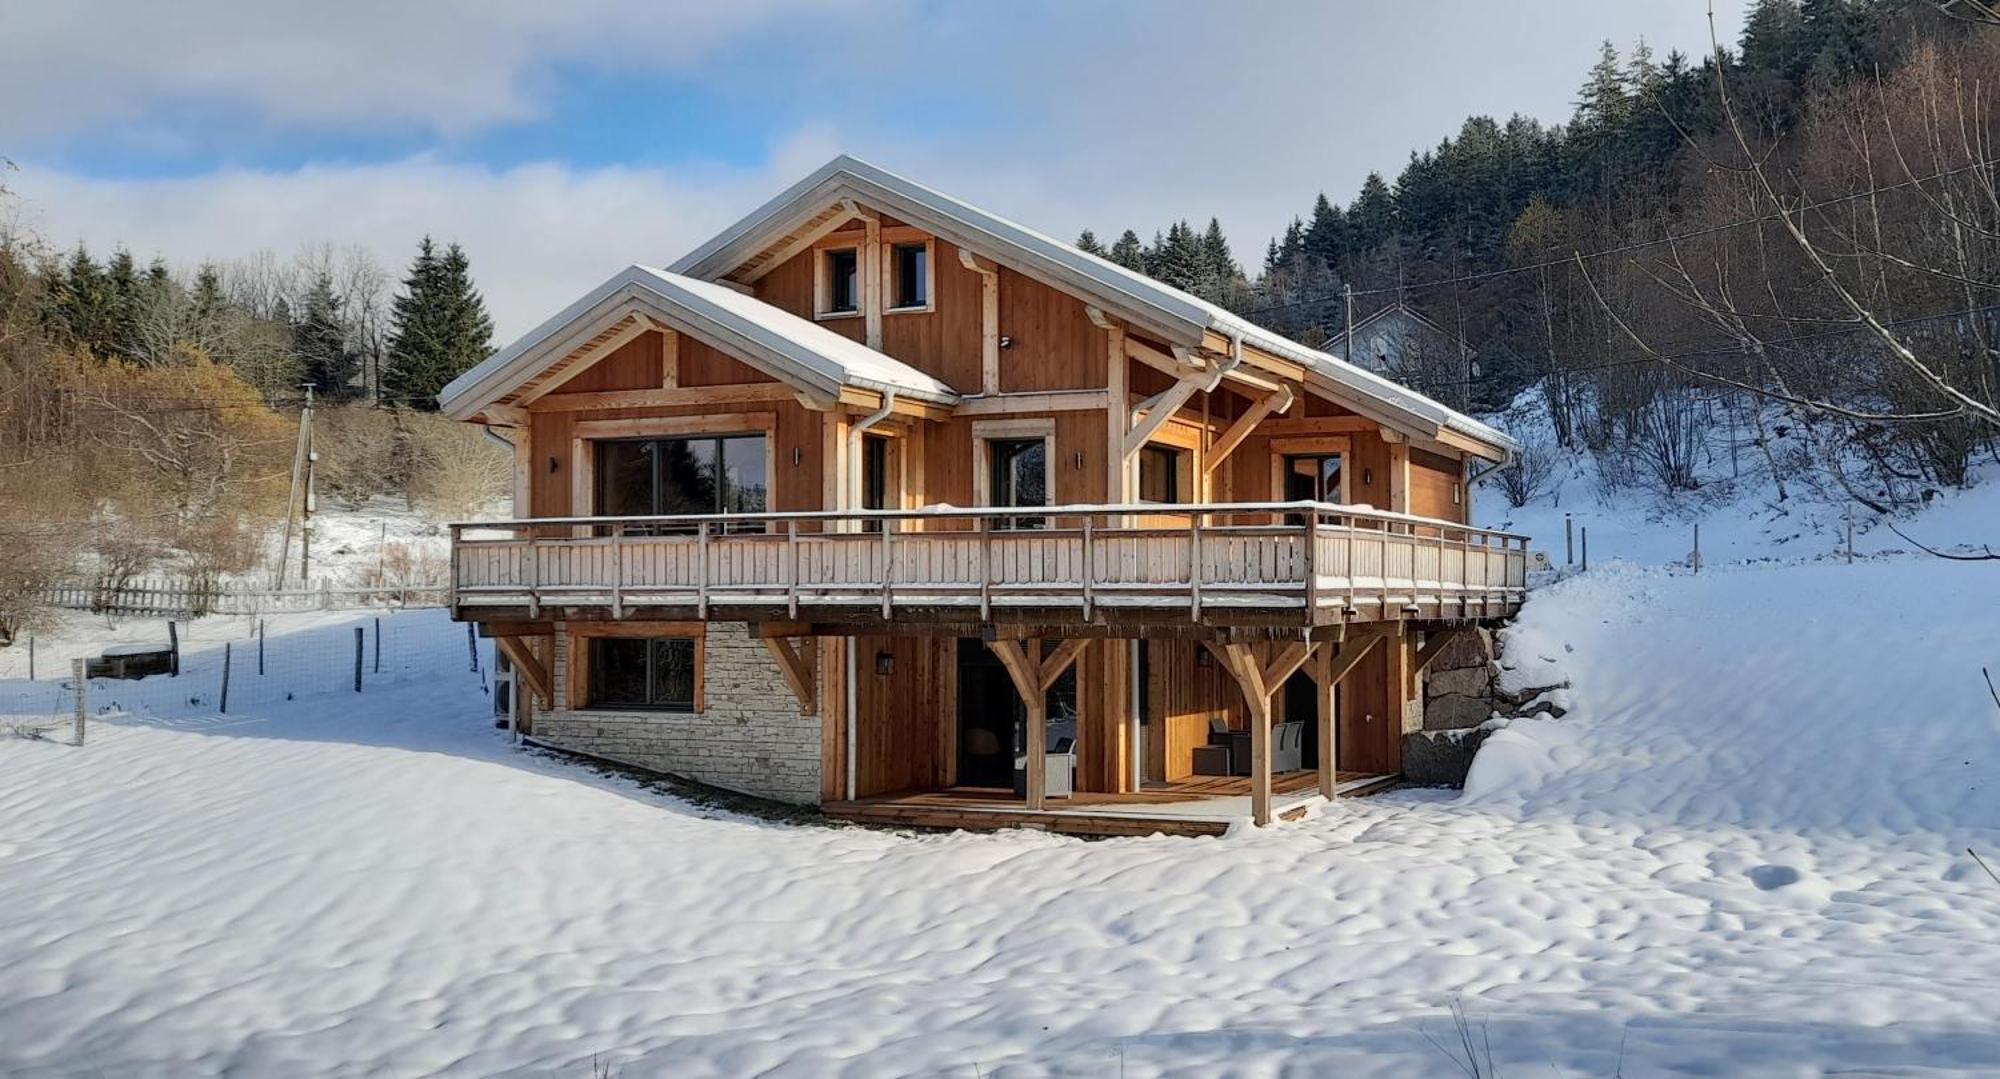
[373,616,382,673]
[1316,643,1337,799]
[353,627,364,692]
[220,642,232,714]
[258,619,266,676]
[167,620,180,677]
[26,635,32,681]
[71,658,86,746]
[467,622,479,672]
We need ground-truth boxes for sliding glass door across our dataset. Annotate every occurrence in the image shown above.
[595,434,767,530]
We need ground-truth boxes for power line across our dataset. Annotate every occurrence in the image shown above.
[1238,156,2000,321]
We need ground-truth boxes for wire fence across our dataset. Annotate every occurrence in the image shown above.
[0,608,491,745]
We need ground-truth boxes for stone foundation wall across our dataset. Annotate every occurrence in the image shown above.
[535,622,822,805]
[1422,626,1501,732]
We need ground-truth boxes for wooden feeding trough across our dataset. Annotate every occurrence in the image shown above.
[85,642,176,680]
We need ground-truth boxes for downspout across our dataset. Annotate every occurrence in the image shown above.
[845,390,898,522]
[842,390,895,803]
[482,425,515,451]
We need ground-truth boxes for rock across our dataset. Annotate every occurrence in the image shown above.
[1401,727,1494,787]
[1422,693,1496,731]
[1425,664,1493,701]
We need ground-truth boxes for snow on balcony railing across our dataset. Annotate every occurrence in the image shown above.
[447,502,1530,625]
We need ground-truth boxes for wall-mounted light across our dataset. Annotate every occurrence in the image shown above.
[998,335,1015,350]
[1196,648,1213,669]
[875,651,894,675]
[1452,483,1462,505]
[792,446,803,466]
[1073,451,1085,471]
[548,455,560,474]
[1362,468,1374,486]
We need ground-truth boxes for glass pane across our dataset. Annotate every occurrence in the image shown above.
[659,438,719,516]
[1139,446,1180,503]
[895,244,927,307]
[595,440,655,517]
[720,436,767,515]
[590,637,650,707]
[1318,456,1343,503]
[828,249,858,311]
[1008,441,1046,508]
[651,639,696,711]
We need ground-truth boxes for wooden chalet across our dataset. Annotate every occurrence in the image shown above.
[438,156,1527,836]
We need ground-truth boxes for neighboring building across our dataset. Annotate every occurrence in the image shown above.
[1322,301,1473,393]
[438,156,1527,836]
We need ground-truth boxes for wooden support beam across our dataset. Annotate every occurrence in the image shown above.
[494,635,553,710]
[984,637,1089,811]
[1213,642,1277,826]
[1315,643,1338,799]
[1414,625,1472,673]
[1204,384,1295,477]
[960,248,1001,395]
[761,637,818,715]
[1312,625,1392,688]
[477,621,558,638]
[1123,377,1203,459]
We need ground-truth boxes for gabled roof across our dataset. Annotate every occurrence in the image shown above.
[1323,301,1469,362]
[437,265,958,421]
[671,155,1513,458]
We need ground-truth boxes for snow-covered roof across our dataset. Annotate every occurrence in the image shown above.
[438,265,958,420]
[670,155,1514,457]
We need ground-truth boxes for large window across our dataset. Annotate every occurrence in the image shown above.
[1138,445,1185,504]
[890,242,929,309]
[595,435,767,524]
[824,248,859,314]
[986,438,1047,530]
[589,637,697,711]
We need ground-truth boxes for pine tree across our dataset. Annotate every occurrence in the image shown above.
[1199,218,1238,283]
[1150,222,1204,292]
[1303,194,1345,270]
[1348,173,1397,254]
[1741,0,1806,74]
[1075,229,1106,257]
[1107,229,1146,271]
[382,237,494,410]
[294,272,360,400]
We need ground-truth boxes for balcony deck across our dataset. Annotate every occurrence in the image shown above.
[449,501,1529,634]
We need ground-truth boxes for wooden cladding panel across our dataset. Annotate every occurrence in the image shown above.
[998,268,1104,393]
[677,336,778,387]
[853,635,950,797]
[878,237,983,392]
[1349,430,1392,512]
[1409,447,1466,524]
[553,330,661,394]
[1144,639,1245,783]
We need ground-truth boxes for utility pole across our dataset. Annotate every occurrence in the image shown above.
[301,384,318,586]
[274,385,315,587]
[1343,282,1354,362]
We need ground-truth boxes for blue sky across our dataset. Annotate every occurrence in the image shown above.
[1,1,1744,338]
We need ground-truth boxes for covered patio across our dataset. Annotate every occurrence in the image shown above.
[823,769,1399,838]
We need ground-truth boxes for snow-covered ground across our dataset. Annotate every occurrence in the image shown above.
[3,557,1998,1074]
[3,399,1996,1075]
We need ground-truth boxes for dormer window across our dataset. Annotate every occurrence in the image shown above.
[890,241,930,310]
[823,248,859,315]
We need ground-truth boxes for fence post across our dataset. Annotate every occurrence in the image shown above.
[353,627,364,692]
[26,636,32,681]
[71,658,86,746]
[220,642,232,714]
[1692,523,1701,574]
[467,623,479,673]
[374,617,382,674]
[168,620,180,677]
[1581,526,1589,572]
[1564,513,1574,566]
[321,578,332,611]
[258,619,266,675]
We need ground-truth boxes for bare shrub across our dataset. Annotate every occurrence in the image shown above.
[89,519,163,608]
[404,414,509,521]
[1491,437,1558,508]
[313,404,410,508]
[354,541,449,590]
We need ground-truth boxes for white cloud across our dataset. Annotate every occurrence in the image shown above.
[0,0,848,138]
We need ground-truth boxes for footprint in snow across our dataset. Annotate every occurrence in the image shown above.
[1747,864,1803,891]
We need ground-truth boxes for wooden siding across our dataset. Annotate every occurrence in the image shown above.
[527,400,824,518]
[679,336,778,387]
[1409,447,1466,523]
[853,634,950,797]
[997,267,1105,393]
[551,329,660,394]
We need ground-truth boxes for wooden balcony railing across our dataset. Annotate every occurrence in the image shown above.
[447,502,1530,627]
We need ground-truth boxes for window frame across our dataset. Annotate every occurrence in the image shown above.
[816,245,861,319]
[1137,443,1189,504]
[590,431,770,522]
[971,419,1055,531]
[567,623,708,714]
[883,236,935,314]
